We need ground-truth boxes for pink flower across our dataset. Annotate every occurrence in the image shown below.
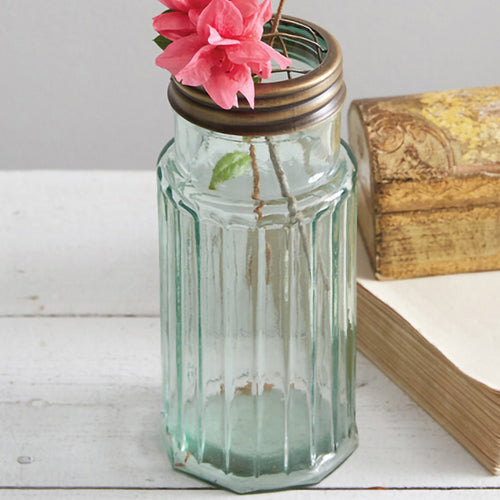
[153,0,210,40]
[154,0,291,109]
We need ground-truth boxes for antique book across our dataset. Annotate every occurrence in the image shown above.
[349,86,500,279]
[357,237,500,474]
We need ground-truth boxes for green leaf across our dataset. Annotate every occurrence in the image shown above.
[154,35,172,51]
[209,152,252,190]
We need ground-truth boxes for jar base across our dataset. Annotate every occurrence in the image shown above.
[162,425,358,494]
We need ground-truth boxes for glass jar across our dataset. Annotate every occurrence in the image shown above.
[157,17,357,493]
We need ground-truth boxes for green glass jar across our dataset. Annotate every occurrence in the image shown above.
[157,17,357,493]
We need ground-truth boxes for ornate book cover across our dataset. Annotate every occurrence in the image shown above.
[349,86,500,279]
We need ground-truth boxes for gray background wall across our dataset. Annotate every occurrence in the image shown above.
[1,0,499,170]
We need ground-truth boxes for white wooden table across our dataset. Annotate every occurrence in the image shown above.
[1,171,499,500]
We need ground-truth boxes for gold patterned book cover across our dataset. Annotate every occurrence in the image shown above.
[349,86,500,279]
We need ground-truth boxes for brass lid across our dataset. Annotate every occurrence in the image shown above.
[167,16,345,136]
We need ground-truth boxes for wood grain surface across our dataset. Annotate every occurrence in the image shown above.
[2,171,500,499]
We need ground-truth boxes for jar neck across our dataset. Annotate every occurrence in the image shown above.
[173,112,341,160]
[170,113,342,203]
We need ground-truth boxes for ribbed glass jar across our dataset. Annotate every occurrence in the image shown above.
[156,17,358,493]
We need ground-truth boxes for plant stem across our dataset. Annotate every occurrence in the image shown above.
[265,136,330,289]
[269,0,287,49]
[271,0,287,36]
[265,136,311,270]
[248,138,264,220]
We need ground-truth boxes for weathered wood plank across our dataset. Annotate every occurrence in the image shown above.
[1,318,499,490]
[0,488,499,500]
[2,171,500,496]
[0,171,159,316]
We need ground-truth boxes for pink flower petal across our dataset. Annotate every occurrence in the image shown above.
[159,0,189,13]
[153,11,194,40]
[176,45,218,86]
[230,0,260,18]
[207,26,241,46]
[197,0,244,42]
[241,12,261,39]
[258,41,291,69]
[226,40,273,64]
[203,72,237,109]
[186,0,212,10]
[158,0,211,14]
[203,63,254,109]
[188,9,201,26]
[248,60,272,79]
[155,33,204,75]
[235,65,255,108]
[258,0,273,24]
[242,0,272,38]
